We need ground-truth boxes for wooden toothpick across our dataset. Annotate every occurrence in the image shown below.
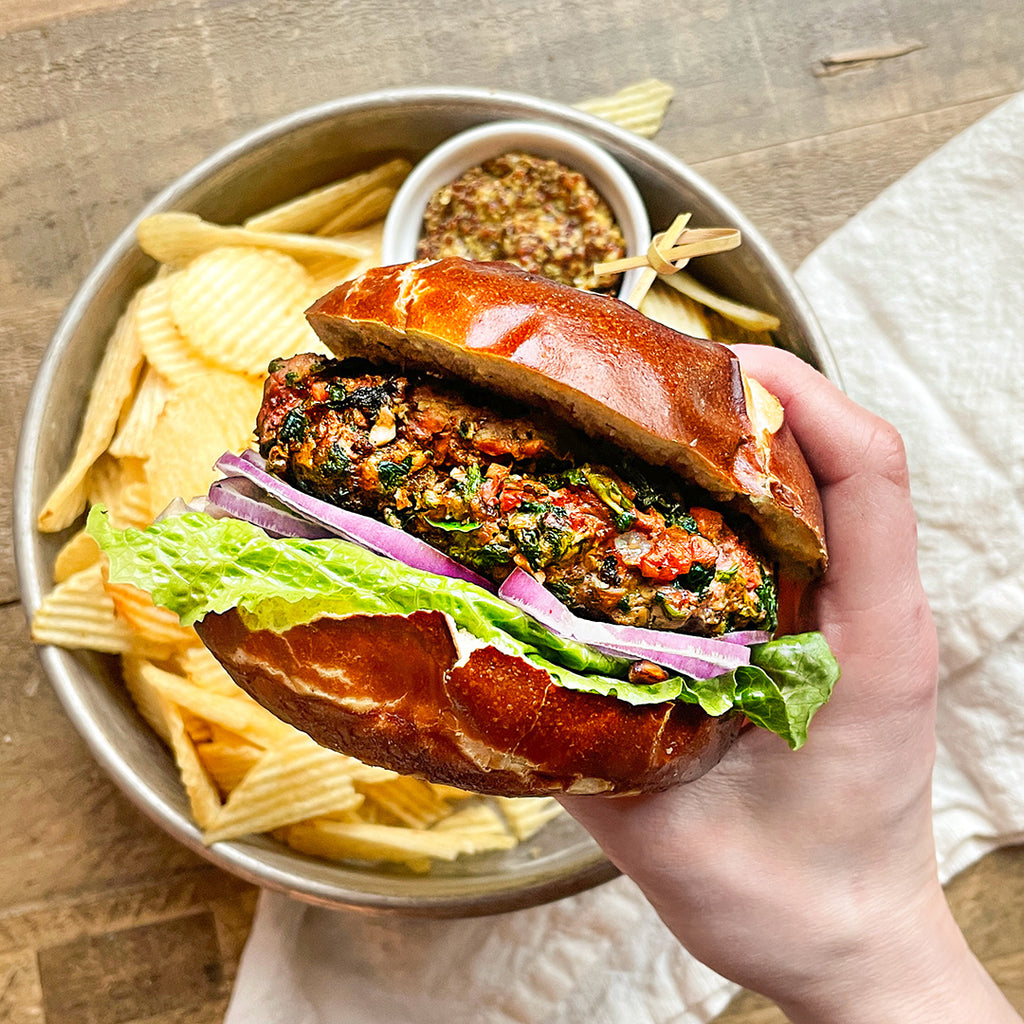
[595,214,742,308]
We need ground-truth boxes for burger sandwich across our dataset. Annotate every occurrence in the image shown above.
[90,258,839,796]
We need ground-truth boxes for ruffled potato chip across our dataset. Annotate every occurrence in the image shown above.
[358,776,452,829]
[202,733,368,843]
[38,294,145,532]
[32,563,179,660]
[281,809,515,869]
[196,739,262,796]
[639,280,711,339]
[145,369,263,511]
[304,222,386,299]
[178,644,249,697]
[496,796,565,841]
[135,274,213,385]
[109,363,173,459]
[431,803,518,851]
[141,662,295,748]
[138,212,372,267]
[662,268,781,333]
[315,185,397,236]
[53,528,102,583]
[164,699,223,831]
[244,158,411,234]
[104,580,199,652]
[121,656,180,745]
[169,247,319,376]
[87,454,153,529]
[574,78,675,138]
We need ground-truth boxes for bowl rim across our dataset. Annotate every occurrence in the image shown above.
[379,117,651,297]
[14,84,839,917]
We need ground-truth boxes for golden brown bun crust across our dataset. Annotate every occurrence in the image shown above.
[195,608,741,797]
[307,258,826,574]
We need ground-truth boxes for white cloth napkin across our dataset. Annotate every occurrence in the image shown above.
[225,92,1024,1024]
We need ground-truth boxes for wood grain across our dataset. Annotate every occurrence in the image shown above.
[1,0,131,34]
[692,94,1012,267]
[37,912,226,1023]
[2,0,1023,1021]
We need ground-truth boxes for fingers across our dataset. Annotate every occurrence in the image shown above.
[735,345,935,710]
[734,345,909,490]
[736,343,921,604]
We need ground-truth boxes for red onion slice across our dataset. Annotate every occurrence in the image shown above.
[208,478,336,540]
[215,450,496,592]
[714,629,771,646]
[498,568,752,679]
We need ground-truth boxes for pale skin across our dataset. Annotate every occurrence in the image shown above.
[561,345,1021,1023]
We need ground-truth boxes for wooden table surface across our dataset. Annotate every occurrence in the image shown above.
[3,1,1023,1020]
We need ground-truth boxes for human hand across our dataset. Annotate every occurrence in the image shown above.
[561,345,1019,1023]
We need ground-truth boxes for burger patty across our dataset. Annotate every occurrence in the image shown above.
[257,354,777,638]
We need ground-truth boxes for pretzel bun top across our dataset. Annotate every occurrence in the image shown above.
[191,258,828,798]
[306,258,826,574]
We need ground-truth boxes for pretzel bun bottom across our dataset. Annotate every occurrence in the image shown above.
[195,609,741,796]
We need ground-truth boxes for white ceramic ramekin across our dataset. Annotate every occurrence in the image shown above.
[381,119,651,297]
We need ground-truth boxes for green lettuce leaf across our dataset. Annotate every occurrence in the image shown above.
[88,506,839,747]
[713,634,840,749]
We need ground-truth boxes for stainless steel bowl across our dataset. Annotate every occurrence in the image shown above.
[14,86,838,918]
